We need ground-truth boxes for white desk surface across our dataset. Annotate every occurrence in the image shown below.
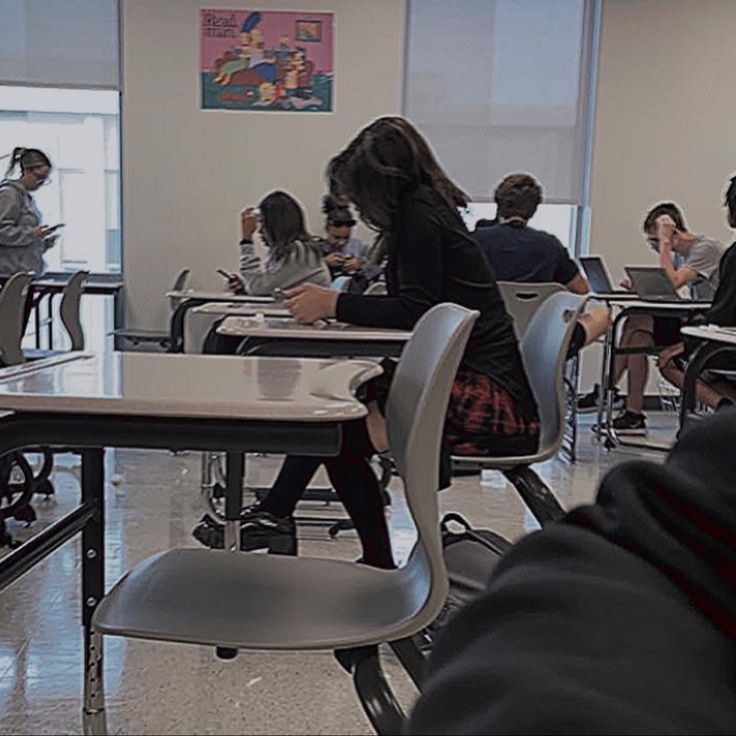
[610,299,711,311]
[217,316,412,342]
[193,302,291,317]
[681,325,736,345]
[166,290,275,304]
[0,353,380,422]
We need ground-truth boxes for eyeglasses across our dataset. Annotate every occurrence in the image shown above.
[30,168,51,186]
[646,236,660,248]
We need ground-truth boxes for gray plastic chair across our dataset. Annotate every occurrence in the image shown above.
[453,291,586,525]
[113,268,190,349]
[496,281,565,338]
[364,281,387,296]
[0,272,33,367]
[59,270,89,351]
[83,303,479,736]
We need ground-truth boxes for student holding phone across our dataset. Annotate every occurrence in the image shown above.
[317,193,368,278]
[218,191,330,296]
[0,147,60,277]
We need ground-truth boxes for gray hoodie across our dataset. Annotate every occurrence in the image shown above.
[0,178,48,276]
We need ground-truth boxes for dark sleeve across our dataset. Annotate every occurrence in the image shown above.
[551,237,580,285]
[336,206,443,330]
[707,245,736,326]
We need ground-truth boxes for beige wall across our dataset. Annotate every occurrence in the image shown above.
[581,0,736,393]
[122,0,406,329]
[590,0,736,280]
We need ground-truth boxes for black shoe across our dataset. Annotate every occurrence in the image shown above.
[577,384,624,413]
[192,506,297,554]
[611,410,647,435]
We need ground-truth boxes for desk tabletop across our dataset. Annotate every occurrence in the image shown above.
[612,299,711,311]
[33,273,124,291]
[0,352,380,421]
[193,301,291,317]
[217,316,413,342]
[167,290,275,304]
[681,325,736,345]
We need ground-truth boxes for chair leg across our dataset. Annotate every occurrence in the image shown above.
[503,466,565,526]
[335,645,406,735]
[388,636,426,689]
[83,630,108,736]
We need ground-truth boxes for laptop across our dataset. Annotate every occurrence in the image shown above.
[579,256,637,299]
[625,266,710,303]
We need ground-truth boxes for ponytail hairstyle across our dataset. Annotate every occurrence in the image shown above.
[322,193,356,228]
[327,116,468,260]
[5,147,52,177]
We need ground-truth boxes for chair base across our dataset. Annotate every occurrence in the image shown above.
[502,466,565,525]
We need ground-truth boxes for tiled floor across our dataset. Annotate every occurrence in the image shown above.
[0,412,678,735]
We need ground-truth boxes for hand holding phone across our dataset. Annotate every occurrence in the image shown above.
[216,268,236,279]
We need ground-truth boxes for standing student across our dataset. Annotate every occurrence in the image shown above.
[475,173,610,365]
[0,147,58,277]
[197,117,540,568]
[219,190,330,296]
[579,203,724,434]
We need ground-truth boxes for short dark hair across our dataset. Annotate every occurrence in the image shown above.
[322,193,356,227]
[494,174,542,221]
[643,202,687,233]
[725,176,736,229]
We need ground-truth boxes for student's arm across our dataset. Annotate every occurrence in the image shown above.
[0,188,37,247]
[336,209,443,329]
[238,241,327,296]
[657,215,697,289]
[552,240,589,294]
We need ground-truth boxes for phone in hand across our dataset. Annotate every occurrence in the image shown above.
[273,288,285,301]
[216,268,237,280]
[46,223,65,233]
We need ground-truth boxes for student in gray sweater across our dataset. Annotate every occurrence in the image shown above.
[220,190,330,296]
[0,147,58,277]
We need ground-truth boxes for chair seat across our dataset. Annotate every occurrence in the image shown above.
[93,548,430,650]
[451,446,557,469]
[113,328,170,344]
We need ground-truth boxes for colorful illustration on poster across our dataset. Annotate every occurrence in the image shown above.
[200,9,333,112]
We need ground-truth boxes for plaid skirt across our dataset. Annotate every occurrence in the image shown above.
[446,367,540,457]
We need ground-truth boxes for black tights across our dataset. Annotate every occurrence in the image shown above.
[259,419,395,569]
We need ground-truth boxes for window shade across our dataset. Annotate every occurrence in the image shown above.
[0,0,119,88]
[404,0,593,203]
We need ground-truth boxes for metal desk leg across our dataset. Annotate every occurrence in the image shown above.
[224,452,245,551]
[47,294,55,350]
[113,291,124,352]
[595,319,614,442]
[81,449,106,733]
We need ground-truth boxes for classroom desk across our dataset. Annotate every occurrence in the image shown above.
[679,325,736,427]
[217,316,412,359]
[30,272,124,349]
[0,351,379,698]
[185,302,292,354]
[595,299,711,452]
[166,290,276,353]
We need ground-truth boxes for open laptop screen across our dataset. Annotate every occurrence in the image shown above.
[579,256,614,294]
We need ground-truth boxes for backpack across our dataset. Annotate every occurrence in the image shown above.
[420,512,512,652]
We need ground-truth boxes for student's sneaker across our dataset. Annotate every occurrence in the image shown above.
[192,503,297,554]
[577,384,624,413]
[611,410,647,435]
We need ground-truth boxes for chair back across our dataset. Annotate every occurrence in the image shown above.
[167,268,191,311]
[385,303,478,634]
[0,272,32,366]
[59,271,89,351]
[520,291,586,460]
[497,281,565,338]
[363,281,387,296]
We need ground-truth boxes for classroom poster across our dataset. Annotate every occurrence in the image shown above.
[200,9,334,112]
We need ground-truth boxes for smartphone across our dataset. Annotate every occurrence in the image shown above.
[273,288,285,301]
[46,223,65,232]
[216,268,236,279]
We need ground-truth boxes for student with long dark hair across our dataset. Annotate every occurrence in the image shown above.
[0,147,57,277]
[219,190,330,295]
[199,118,540,569]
